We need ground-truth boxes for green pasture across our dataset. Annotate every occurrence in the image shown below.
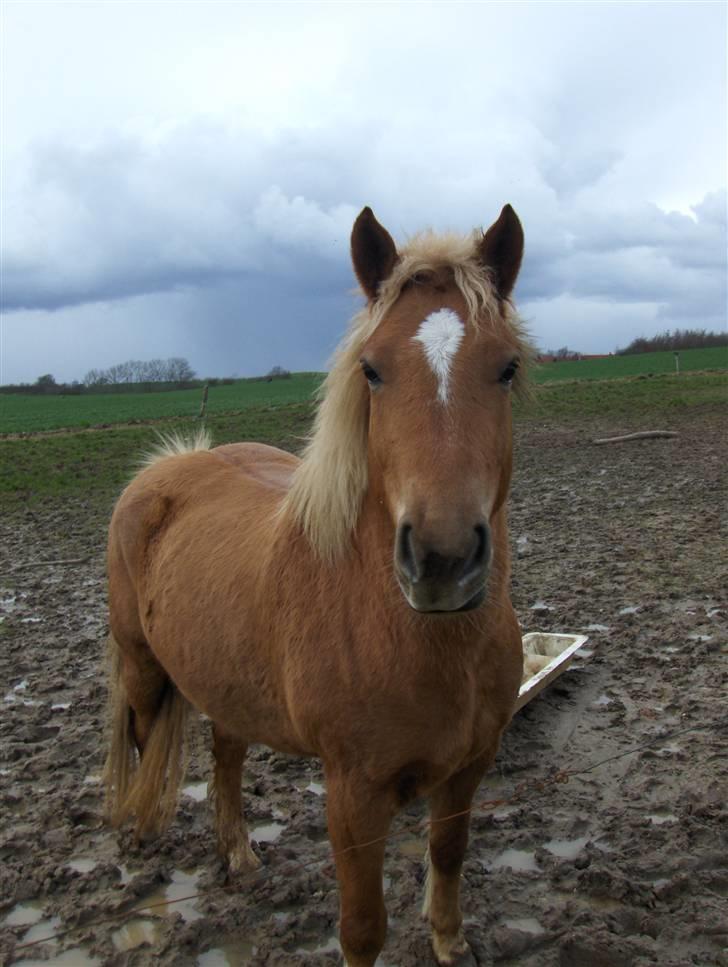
[534,346,727,382]
[1,348,725,435]
[0,373,324,435]
[0,369,724,516]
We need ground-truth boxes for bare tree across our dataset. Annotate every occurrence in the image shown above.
[166,357,196,382]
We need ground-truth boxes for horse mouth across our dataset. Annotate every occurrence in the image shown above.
[402,585,487,615]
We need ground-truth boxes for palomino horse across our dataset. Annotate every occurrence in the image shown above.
[105,204,529,966]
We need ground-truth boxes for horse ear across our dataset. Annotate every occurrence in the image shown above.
[478,204,524,300]
[351,207,398,301]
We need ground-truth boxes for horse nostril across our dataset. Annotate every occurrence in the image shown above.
[475,524,489,565]
[397,523,421,583]
[463,523,489,580]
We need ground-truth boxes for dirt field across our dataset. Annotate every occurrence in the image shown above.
[1,410,726,966]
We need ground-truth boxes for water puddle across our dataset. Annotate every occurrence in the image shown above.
[140,869,203,921]
[486,849,539,873]
[589,895,624,912]
[544,836,589,859]
[4,680,36,706]
[585,623,610,633]
[397,837,426,859]
[0,911,87,963]
[67,857,97,874]
[3,902,44,927]
[305,781,325,796]
[16,948,99,966]
[112,918,163,951]
[593,694,613,706]
[657,744,681,756]
[182,782,208,802]
[529,600,554,612]
[648,812,678,825]
[250,822,285,844]
[493,803,519,820]
[83,774,101,785]
[503,917,544,935]
[296,934,341,955]
[197,941,259,965]
[51,702,72,711]
[554,889,622,912]
[619,606,640,616]
[22,916,62,945]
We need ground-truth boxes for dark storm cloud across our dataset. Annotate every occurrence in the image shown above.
[2,1,725,383]
[2,122,725,383]
[5,123,725,317]
[2,125,361,313]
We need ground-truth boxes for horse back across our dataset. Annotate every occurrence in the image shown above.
[109,443,294,592]
[212,442,299,492]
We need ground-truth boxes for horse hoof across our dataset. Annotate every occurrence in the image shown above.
[228,843,261,875]
[432,928,474,966]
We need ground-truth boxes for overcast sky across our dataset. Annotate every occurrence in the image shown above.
[1,1,726,385]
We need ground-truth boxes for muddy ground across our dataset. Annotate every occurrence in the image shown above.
[1,410,726,967]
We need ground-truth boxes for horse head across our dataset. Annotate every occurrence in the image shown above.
[352,205,526,613]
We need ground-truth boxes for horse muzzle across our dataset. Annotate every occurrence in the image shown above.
[394,520,491,613]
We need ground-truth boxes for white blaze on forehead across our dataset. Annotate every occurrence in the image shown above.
[412,308,465,404]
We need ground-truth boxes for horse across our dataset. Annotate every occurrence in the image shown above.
[105,203,530,966]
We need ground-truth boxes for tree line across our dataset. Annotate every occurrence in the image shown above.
[0,359,295,395]
[0,357,202,395]
[83,357,196,386]
[616,328,727,355]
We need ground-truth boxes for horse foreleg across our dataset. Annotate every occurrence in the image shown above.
[423,755,490,966]
[326,770,395,967]
[211,725,260,874]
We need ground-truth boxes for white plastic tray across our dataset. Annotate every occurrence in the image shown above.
[514,632,590,712]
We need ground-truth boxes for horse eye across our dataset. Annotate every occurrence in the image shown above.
[499,361,519,385]
[361,361,381,386]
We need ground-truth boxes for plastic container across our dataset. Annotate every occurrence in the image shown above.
[515,633,590,712]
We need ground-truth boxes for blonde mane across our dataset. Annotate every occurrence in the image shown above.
[140,428,213,471]
[283,230,530,561]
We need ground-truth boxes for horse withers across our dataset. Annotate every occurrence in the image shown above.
[105,204,529,966]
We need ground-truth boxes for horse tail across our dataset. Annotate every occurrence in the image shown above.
[104,635,135,824]
[103,633,189,839]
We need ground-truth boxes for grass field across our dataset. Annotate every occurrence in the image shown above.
[0,373,323,435]
[0,368,725,514]
[535,346,727,382]
[1,347,725,435]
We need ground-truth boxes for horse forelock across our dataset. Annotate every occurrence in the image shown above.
[282,230,531,562]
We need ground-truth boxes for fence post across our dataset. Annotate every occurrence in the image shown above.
[199,383,209,419]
